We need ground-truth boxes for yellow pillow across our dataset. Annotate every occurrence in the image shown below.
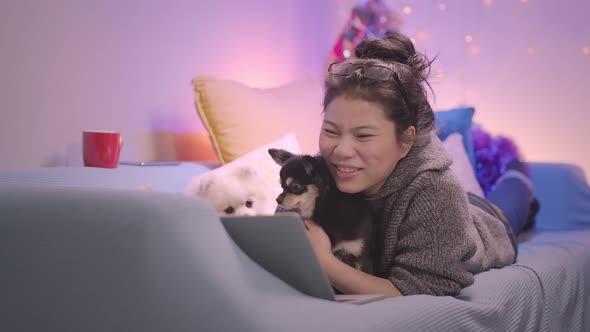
[192,76,324,164]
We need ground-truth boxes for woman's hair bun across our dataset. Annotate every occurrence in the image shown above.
[355,32,432,79]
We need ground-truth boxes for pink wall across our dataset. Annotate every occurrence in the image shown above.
[0,0,335,168]
[383,0,590,177]
[1,0,589,177]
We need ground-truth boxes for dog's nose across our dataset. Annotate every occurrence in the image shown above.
[276,193,285,204]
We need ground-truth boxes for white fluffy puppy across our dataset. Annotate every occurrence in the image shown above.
[185,165,276,216]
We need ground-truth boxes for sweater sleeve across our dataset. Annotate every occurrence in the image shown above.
[386,175,477,296]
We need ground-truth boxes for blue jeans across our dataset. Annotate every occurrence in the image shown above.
[486,176,533,238]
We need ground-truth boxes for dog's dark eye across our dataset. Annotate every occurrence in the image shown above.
[224,207,235,214]
[290,184,304,194]
[245,200,253,208]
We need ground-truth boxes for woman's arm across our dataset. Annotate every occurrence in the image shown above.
[321,253,402,297]
[304,220,402,297]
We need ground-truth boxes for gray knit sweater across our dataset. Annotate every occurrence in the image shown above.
[366,134,516,296]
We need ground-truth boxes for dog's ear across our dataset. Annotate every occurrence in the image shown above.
[197,177,215,194]
[302,156,317,175]
[268,148,294,166]
[232,165,256,180]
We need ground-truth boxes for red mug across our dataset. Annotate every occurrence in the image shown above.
[82,131,123,168]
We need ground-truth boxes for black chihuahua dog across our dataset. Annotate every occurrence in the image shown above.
[268,148,373,273]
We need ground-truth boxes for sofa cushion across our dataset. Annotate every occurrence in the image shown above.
[434,107,476,169]
[185,133,301,209]
[192,76,323,164]
[529,162,590,231]
[442,133,484,197]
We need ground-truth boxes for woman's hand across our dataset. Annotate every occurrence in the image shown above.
[303,219,333,264]
[303,219,402,297]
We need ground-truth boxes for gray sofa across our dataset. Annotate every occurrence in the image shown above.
[1,163,590,331]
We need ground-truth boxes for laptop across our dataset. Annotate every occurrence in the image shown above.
[220,213,386,305]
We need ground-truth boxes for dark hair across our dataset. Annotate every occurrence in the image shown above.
[324,32,436,147]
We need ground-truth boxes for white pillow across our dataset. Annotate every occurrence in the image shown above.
[442,133,485,197]
[185,133,301,213]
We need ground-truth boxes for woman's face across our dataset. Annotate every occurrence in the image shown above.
[319,95,413,196]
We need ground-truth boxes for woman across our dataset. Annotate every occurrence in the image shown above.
[304,32,535,297]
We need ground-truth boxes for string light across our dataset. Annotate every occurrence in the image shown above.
[360,1,585,61]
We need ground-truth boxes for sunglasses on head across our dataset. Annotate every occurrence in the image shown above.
[328,62,395,82]
[328,61,413,112]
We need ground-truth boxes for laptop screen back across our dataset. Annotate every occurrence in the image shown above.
[220,214,336,301]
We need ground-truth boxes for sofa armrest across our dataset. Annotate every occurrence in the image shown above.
[528,162,590,231]
[0,186,290,331]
